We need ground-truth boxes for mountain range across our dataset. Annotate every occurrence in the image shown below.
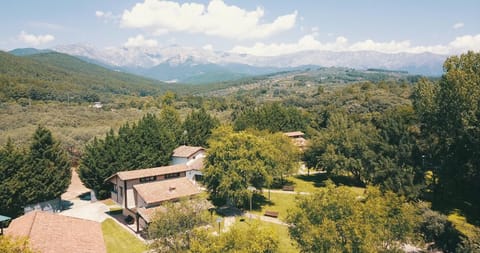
[48,44,447,84]
[8,45,447,85]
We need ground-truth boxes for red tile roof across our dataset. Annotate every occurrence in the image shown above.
[137,199,213,223]
[107,164,189,181]
[6,211,106,253]
[133,177,201,206]
[172,145,205,158]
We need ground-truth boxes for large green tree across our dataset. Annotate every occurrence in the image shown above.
[304,112,380,185]
[0,127,70,217]
[414,51,480,214]
[0,139,26,217]
[182,108,219,147]
[79,113,176,198]
[190,221,279,253]
[287,183,419,252]
[203,126,299,207]
[20,126,71,203]
[147,199,210,253]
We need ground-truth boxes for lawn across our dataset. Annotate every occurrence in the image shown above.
[101,218,146,253]
[251,192,297,221]
[260,221,299,253]
[287,173,366,196]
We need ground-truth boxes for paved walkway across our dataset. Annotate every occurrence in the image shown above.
[61,169,90,200]
[244,212,289,226]
[267,189,311,195]
[59,168,110,223]
[60,198,110,222]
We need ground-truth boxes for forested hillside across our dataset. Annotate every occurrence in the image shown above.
[0,51,175,103]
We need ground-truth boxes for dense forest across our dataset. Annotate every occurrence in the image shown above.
[0,51,479,252]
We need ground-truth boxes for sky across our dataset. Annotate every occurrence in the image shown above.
[1,0,480,56]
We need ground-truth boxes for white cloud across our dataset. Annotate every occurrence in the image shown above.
[453,22,464,29]
[18,31,55,46]
[230,34,480,56]
[96,10,119,23]
[121,0,297,40]
[202,44,213,51]
[448,34,480,52]
[124,35,158,47]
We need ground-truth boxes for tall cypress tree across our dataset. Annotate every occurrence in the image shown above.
[0,139,26,217]
[182,108,219,147]
[21,126,71,204]
[79,113,177,199]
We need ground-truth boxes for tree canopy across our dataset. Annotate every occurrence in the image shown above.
[287,183,419,252]
[190,221,279,253]
[414,51,480,215]
[147,199,210,253]
[203,126,299,207]
[79,113,176,198]
[0,126,70,217]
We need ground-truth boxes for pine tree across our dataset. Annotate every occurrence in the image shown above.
[0,139,27,217]
[182,108,219,147]
[21,126,71,204]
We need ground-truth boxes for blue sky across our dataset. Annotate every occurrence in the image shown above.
[1,0,479,55]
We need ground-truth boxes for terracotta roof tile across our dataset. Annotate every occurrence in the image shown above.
[172,145,205,158]
[108,164,189,181]
[133,177,201,206]
[6,211,106,253]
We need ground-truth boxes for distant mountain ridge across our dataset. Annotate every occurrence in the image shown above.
[49,44,447,84]
[0,50,171,102]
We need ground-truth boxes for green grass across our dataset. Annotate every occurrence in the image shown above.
[287,174,324,193]
[260,221,298,253]
[287,174,366,195]
[251,192,297,221]
[101,218,146,253]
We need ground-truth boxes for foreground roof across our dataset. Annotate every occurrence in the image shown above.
[172,145,205,158]
[107,164,189,181]
[133,177,201,205]
[6,211,106,253]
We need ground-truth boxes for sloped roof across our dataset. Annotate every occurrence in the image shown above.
[137,198,213,223]
[107,164,189,182]
[283,131,305,137]
[6,211,106,253]
[172,145,205,158]
[133,177,201,205]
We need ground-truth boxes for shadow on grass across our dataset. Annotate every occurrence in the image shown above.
[293,173,365,188]
[430,197,480,226]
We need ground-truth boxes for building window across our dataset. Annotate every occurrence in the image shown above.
[140,176,157,183]
[165,173,180,179]
[119,186,123,197]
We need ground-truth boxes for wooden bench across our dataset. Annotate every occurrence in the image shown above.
[282,185,295,191]
[264,210,279,218]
